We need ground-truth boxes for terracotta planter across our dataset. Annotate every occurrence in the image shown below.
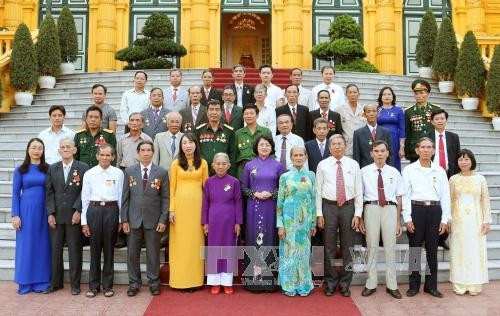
[14,91,33,106]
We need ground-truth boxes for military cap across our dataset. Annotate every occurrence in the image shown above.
[411,79,431,92]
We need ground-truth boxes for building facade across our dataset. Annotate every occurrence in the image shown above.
[0,0,499,75]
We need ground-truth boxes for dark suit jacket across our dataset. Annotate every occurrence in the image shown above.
[179,105,208,132]
[121,163,170,229]
[221,104,243,131]
[275,104,312,140]
[230,83,255,106]
[141,107,171,140]
[429,129,461,178]
[45,160,90,224]
[305,139,330,173]
[200,86,223,107]
[309,109,344,139]
[353,125,394,169]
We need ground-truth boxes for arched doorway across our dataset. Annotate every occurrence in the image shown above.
[403,0,452,75]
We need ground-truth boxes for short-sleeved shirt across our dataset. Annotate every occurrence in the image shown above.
[81,103,118,130]
[38,125,76,164]
[116,132,153,168]
[74,128,117,168]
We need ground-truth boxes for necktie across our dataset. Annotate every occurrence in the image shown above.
[377,169,387,206]
[173,88,178,102]
[63,165,69,183]
[439,134,446,170]
[291,107,297,121]
[153,109,160,122]
[319,142,325,157]
[205,88,209,98]
[280,137,287,168]
[321,111,327,119]
[225,106,231,122]
[193,107,198,124]
[143,167,148,190]
[171,135,176,154]
[336,161,346,206]
[371,128,376,140]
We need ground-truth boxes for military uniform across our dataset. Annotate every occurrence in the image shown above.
[234,124,272,180]
[74,128,117,168]
[404,79,440,162]
[195,122,236,176]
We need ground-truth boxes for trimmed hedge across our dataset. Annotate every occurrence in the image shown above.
[58,6,78,63]
[335,59,379,73]
[432,17,458,81]
[36,14,61,76]
[415,10,438,68]
[455,31,485,97]
[486,45,500,115]
[10,23,38,91]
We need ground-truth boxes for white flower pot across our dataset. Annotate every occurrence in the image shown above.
[60,62,75,75]
[14,91,33,106]
[438,81,454,93]
[461,97,479,110]
[493,117,500,131]
[38,75,56,89]
[418,67,432,78]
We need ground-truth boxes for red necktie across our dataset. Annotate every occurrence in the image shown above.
[371,128,376,140]
[291,107,297,122]
[439,134,446,170]
[321,111,327,119]
[377,169,387,206]
[226,107,231,122]
[173,88,178,102]
[336,161,346,206]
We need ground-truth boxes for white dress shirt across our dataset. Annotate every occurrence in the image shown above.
[361,163,404,203]
[81,165,124,225]
[119,88,150,124]
[255,104,277,134]
[333,102,367,157]
[140,162,153,178]
[315,156,363,217]
[433,130,448,170]
[234,83,244,107]
[274,132,307,170]
[38,125,76,164]
[62,160,74,182]
[402,160,451,224]
[281,85,311,108]
[264,83,284,108]
[316,139,327,156]
[310,82,345,110]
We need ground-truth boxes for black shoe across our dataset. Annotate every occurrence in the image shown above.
[324,289,334,296]
[424,288,443,298]
[86,289,99,298]
[42,286,62,294]
[127,287,139,297]
[71,288,81,295]
[115,240,127,249]
[361,287,376,297]
[150,287,161,296]
[406,289,419,297]
[386,288,402,299]
[438,240,450,250]
[340,288,351,297]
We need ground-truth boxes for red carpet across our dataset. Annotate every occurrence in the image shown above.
[144,286,361,316]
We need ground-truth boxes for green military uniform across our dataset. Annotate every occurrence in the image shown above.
[404,102,440,162]
[234,124,273,180]
[195,122,236,176]
[74,128,117,168]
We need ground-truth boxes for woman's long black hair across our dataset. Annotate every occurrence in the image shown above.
[19,138,49,174]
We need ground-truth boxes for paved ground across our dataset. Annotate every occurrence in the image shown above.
[0,281,499,315]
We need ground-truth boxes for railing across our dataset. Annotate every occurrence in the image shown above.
[476,36,500,117]
[0,30,38,113]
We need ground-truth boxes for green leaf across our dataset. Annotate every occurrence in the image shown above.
[10,23,38,91]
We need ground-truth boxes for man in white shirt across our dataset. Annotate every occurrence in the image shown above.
[253,84,277,134]
[310,66,346,110]
[360,140,404,299]
[164,69,188,112]
[316,134,362,297]
[402,137,450,299]
[38,105,75,164]
[153,111,183,175]
[259,64,283,108]
[81,143,124,298]
[274,114,307,170]
[119,71,150,130]
[282,68,312,108]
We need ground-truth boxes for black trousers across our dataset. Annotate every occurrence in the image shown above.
[127,225,161,288]
[407,204,442,291]
[322,201,355,290]
[87,205,119,290]
[50,222,83,290]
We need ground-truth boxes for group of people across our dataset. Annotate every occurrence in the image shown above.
[11,65,491,300]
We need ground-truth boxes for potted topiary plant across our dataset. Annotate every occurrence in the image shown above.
[10,23,38,105]
[36,14,61,88]
[486,45,500,130]
[415,10,438,78]
[57,5,78,74]
[455,31,485,110]
[432,17,458,93]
